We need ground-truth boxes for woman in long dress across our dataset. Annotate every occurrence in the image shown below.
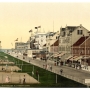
[5,76,9,83]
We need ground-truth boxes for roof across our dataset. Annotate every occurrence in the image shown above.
[51,40,59,46]
[46,32,56,36]
[43,44,46,46]
[62,28,65,31]
[73,36,89,46]
[61,26,78,33]
[66,26,78,30]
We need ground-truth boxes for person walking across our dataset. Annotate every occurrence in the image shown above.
[32,71,34,76]
[51,65,52,71]
[36,70,38,77]
[5,75,10,83]
[23,75,26,84]
[29,59,30,63]
[19,77,22,84]
[60,69,63,75]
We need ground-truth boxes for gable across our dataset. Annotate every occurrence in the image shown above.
[73,36,89,46]
[51,40,59,46]
[80,36,90,47]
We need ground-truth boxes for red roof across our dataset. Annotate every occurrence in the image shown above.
[51,40,59,46]
[43,44,46,46]
[73,36,89,46]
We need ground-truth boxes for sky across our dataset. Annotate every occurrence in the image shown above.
[0,1,90,49]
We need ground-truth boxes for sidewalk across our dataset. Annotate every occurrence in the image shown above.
[7,52,87,85]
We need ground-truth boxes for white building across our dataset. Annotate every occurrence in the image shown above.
[34,33,47,49]
[46,31,60,53]
[26,32,47,58]
[14,42,29,55]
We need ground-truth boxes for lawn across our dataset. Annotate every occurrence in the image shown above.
[0,51,87,87]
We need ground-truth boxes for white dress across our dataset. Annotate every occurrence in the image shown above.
[5,76,9,83]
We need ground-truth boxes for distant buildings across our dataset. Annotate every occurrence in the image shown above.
[12,24,90,71]
[59,24,90,62]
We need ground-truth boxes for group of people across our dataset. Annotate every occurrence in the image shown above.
[19,75,26,84]
[43,64,52,71]
[5,75,26,84]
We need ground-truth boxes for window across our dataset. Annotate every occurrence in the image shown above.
[77,30,79,34]
[77,30,83,35]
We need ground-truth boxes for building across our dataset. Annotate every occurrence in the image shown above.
[27,32,47,58]
[46,31,60,53]
[59,24,90,63]
[71,35,90,71]
[14,42,29,58]
[34,33,47,49]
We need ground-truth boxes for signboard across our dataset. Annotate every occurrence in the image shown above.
[85,79,90,83]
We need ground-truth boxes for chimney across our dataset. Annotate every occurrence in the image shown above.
[80,24,82,27]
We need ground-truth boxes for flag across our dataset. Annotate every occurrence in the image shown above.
[29,30,32,33]
[15,38,18,41]
[35,27,38,29]
[38,26,41,28]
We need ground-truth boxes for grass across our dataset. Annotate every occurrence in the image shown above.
[0,51,87,87]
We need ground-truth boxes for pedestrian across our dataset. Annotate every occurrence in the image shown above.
[29,60,30,63]
[36,70,38,77]
[5,75,9,83]
[60,69,63,75]
[32,71,34,76]
[47,64,49,70]
[51,65,52,71]
[50,65,52,71]
[23,75,26,84]
[45,64,47,69]
[19,78,22,84]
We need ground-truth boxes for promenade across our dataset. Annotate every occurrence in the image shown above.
[8,52,90,86]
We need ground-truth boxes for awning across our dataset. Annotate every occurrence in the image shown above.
[53,53,59,57]
[69,56,78,61]
[82,56,90,60]
[74,56,82,61]
[65,56,72,60]
[58,52,65,57]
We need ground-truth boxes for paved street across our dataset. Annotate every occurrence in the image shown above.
[8,52,90,85]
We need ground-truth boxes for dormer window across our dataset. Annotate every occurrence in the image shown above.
[77,30,83,35]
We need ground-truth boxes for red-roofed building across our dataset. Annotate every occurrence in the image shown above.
[71,36,89,56]
[71,36,90,71]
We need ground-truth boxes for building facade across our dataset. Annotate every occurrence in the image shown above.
[59,24,89,54]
